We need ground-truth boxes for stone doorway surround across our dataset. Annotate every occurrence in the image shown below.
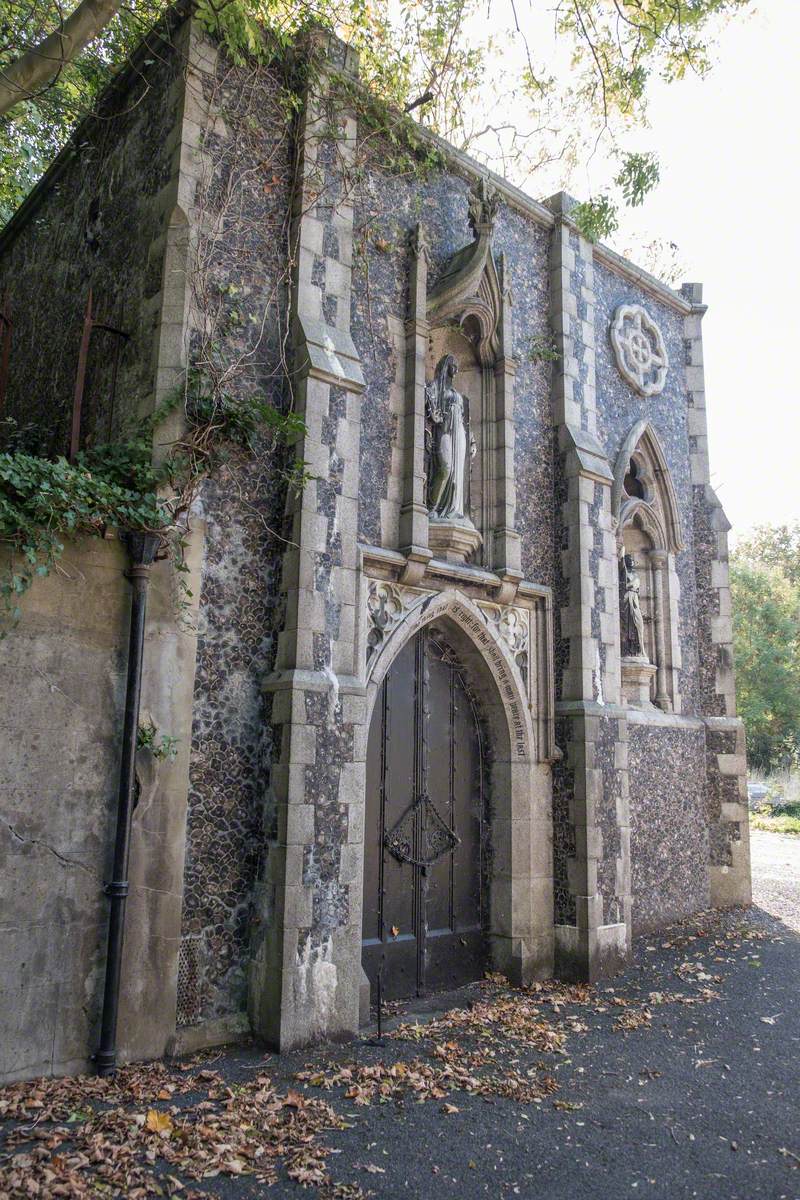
[361,575,558,1011]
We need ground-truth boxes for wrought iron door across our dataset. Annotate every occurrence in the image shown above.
[362,626,486,1002]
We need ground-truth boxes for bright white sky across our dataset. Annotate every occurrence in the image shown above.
[604,1,800,539]
[454,0,800,538]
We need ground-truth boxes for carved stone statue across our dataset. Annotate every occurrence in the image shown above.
[425,354,476,521]
[621,553,646,658]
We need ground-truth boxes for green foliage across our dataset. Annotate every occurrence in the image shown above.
[614,152,661,208]
[0,0,164,223]
[0,0,752,225]
[571,195,619,243]
[0,374,308,632]
[731,553,800,772]
[137,718,180,762]
[736,522,800,588]
[0,448,170,626]
[750,797,800,836]
[526,334,561,364]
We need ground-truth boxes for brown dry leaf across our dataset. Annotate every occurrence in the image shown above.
[442,1103,460,1114]
[390,925,400,938]
[145,1108,174,1135]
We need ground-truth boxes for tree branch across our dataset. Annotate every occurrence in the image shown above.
[0,0,124,119]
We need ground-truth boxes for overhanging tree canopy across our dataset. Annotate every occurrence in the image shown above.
[0,0,752,231]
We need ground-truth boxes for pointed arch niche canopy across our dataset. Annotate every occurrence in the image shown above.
[426,180,505,365]
[612,420,684,712]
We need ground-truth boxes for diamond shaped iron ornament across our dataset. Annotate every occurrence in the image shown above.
[384,791,460,867]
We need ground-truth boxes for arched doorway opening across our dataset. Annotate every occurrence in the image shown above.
[362,624,487,1001]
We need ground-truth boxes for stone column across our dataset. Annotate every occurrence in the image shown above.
[251,35,369,1050]
[398,224,433,583]
[491,254,523,596]
[683,282,750,907]
[546,193,630,982]
[648,549,671,711]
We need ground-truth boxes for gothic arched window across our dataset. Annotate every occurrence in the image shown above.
[612,421,683,712]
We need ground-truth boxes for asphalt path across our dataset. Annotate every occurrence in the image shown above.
[2,831,798,1200]
[207,899,800,1199]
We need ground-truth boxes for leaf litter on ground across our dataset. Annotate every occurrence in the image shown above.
[0,909,769,1198]
[0,1061,367,1198]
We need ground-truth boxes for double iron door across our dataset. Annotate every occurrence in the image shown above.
[362,626,486,1002]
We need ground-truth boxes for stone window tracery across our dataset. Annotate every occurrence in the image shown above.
[610,304,669,397]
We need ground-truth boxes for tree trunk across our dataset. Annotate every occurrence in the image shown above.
[0,0,124,119]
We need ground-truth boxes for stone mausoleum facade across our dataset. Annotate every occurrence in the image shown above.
[0,15,751,1078]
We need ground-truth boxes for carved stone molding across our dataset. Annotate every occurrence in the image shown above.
[610,304,668,397]
[366,580,430,663]
[365,579,532,695]
[477,600,530,688]
[427,179,503,364]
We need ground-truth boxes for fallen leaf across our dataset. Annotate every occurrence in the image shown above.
[390,926,400,938]
[144,1109,173,1135]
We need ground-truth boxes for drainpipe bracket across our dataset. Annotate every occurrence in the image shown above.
[104,880,129,899]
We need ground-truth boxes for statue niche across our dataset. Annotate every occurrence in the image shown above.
[620,552,646,658]
[399,176,519,579]
[618,539,657,708]
[611,421,684,711]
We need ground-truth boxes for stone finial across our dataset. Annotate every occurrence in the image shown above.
[410,222,431,263]
[468,178,500,240]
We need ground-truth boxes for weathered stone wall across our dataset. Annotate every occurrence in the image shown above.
[0,539,128,1081]
[0,35,184,456]
[174,49,295,1028]
[0,529,204,1084]
[628,721,709,932]
[0,22,750,1062]
[350,148,554,588]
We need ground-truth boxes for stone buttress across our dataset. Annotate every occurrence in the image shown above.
[253,38,368,1049]
[685,283,751,908]
[546,193,632,982]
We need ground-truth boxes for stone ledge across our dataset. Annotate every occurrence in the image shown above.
[166,1012,251,1058]
[294,315,365,391]
[560,423,613,482]
[625,708,705,731]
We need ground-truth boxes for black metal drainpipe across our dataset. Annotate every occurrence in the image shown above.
[96,530,160,1076]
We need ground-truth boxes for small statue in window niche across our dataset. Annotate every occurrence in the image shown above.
[620,552,647,658]
[425,354,476,521]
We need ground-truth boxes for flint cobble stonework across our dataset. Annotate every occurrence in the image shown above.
[176,55,294,1025]
[628,724,708,932]
[0,39,184,456]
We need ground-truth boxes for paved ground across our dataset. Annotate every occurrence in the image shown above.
[1,831,798,1200]
[750,828,800,930]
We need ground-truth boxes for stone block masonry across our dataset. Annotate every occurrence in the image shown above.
[253,39,369,1049]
